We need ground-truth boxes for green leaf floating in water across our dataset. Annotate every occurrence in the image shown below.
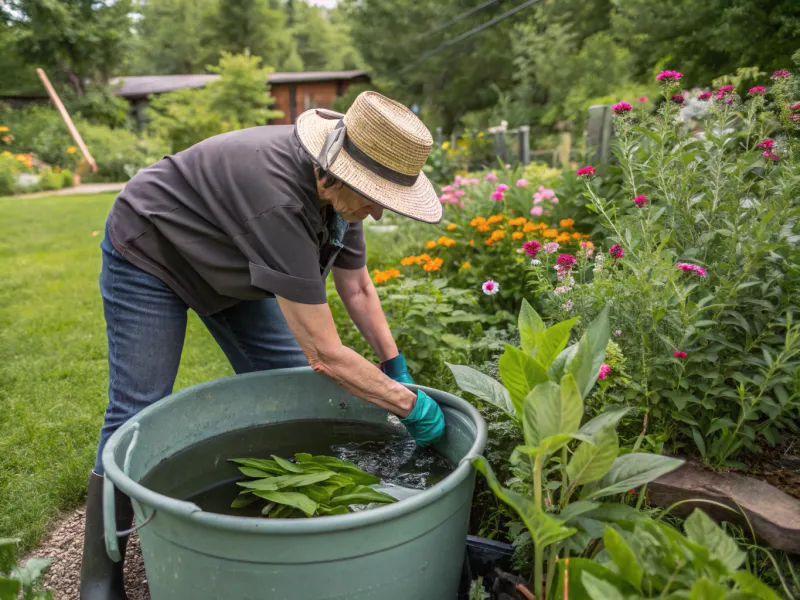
[229,453,397,518]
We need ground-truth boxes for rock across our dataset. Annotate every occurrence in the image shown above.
[648,461,800,553]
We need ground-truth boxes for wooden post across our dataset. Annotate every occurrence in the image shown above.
[586,104,613,166]
[36,67,97,173]
[435,127,443,147]
[518,126,530,165]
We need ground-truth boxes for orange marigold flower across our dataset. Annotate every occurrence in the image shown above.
[14,154,26,161]
[419,254,432,262]
[468,240,474,246]
[556,232,572,243]
[386,268,400,278]
[461,262,471,269]
[582,233,591,239]
[523,222,536,233]
[423,257,443,272]
[581,240,594,249]
[560,218,575,228]
[66,146,78,154]
[489,229,506,242]
[512,232,524,240]
[543,228,558,238]
[487,214,504,225]
[0,126,8,132]
[508,217,528,227]
[437,236,456,247]
[426,240,437,249]
[477,223,490,232]
[470,216,487,227]
[1,135,14,143]
[447,223,457,231]
[401,256,419,266]
[571,232,582,240]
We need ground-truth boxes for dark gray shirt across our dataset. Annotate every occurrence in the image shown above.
[107,125,366,316]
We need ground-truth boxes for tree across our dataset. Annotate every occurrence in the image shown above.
[1,0,133,94]
[289,3,363,71]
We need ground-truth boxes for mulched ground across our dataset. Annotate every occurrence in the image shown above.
[743,436,800,500]
[26,506,149,600]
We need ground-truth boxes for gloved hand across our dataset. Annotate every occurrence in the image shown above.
[380,354,445,447]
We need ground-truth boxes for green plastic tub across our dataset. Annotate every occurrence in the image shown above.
[102,367,487,600]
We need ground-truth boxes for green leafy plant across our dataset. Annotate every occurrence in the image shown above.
[229,453,396,518]
[448,301,683,599]
[0,538,52,600]
[558,509,782,600]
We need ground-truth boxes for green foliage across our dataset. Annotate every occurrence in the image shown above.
[0,155,18,197]
[38,168,64,191]
[451,302,683,599]
[529,77,800,466]
[230,453,395,518]
[147,51,281,153]
[0,538,52,599]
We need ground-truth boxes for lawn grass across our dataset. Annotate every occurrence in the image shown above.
[0,193,233,550]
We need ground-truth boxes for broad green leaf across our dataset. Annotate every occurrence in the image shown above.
[9,558,51,589]
[684,510,746,572]
[567,427,619,486]
[237,466,277,478]
[272,455,305,473]
[516,434,594,461]
[689,578,726,600]
[566,307,610,399]
[536,317,580,367]
[472,456,575,547]
[230,492,257,508]
[300,483,343,503]
[445,363,516,418]
[316,505,350,516]
[499,345,550,418]
[707,417,736,436]
[0,538,18,573]
[731,572,782,600]
[548,343,578,382]
[556,501,601,524]
[237,471,337,491]
[578,408,629,437]
[590,454,683,499]
[556,559,627,600]
[0,578,21,599]
[254,491,318,517]
[603,526,642,591]
[329,485,397,506]
[518,298,546,355]
[582,572,626,600]
[228,458,283,474]
[523,375,583,449]
[294,454,379,485]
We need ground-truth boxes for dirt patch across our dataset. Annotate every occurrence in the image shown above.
[25,506,149,600]
[743,437,800,500]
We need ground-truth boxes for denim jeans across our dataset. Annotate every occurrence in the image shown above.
[94,230,307,474]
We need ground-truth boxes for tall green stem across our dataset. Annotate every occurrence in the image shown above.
[533,454,544,598]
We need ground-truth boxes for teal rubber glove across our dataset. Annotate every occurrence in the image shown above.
[380,354,445,446]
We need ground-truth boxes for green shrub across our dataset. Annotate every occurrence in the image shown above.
[0,154,17,196]
[61,169,73,188]
[39,168,64,191]
[80,124,168,182]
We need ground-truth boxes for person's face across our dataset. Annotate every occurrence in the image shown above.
[321,178,384,223]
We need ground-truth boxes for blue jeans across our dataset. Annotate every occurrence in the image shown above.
[95,231,307,474]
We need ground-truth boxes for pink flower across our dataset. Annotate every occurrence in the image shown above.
[670,94,685,105]
[576,166,596,177]
[538,186,555,199]
[491,191,504,201]
[563,300,574,312]
[718,85,735,94]
[543,242,560,254]
[633,194,648,207]
[748,86,766,95]
[482,280,499,296]
[553,285,572,296]
[530,206,543,216]
[523,240,541,258]
[676,262,708,277]
[612,101,633,115]
[458,202,465,209]
[656,70,683,82]
[638,96,648,103]
[697,91,712,100]
[771,70,791,80]
[609,244,624,259]
[714,90,727,101]
[762,151,780,161]
[441,185,453,193]
[757,138,775,149]
[505,164,511,170]
[674,351,687,359]
[557,254,576,269]
[516,179,528,187]
[694,267,707,277]
[455,189,466,197]
[791,103,800,111]
[598,363,611,380]
[496,183,509,193]
[486,172,498,182]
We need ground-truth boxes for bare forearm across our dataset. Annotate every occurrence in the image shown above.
[338,277,398,362]
[313,345,415,417]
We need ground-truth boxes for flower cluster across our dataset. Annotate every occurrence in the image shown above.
[372,268,401,284]
[598,363,612,380]
[676,262,707,278]
[748,86,766,95]
[543,242,559,254]
[757,138,774,149]
[556,254,576,269]
[656,70,683,82]
[697,91,712,101]
[576,166,596,177]
[633,195,648,207]
[772,70,791,80]
[670,94,685,105]
[523,240,541,258]
[531,185,558,216]
[612,101,632,115]
[608,244,624,259]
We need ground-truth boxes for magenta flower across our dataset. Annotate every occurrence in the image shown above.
[441,185,453,193]
[748,86,766,95]
[772,70,791,80]
[697,91,712,101]
[523,240,541,258]
[486,172,498,182]
[598,363,611,380]
[496,183,510,193]
[674,351,687,359]
[638,96,648,103]
[633,195,648,207]
[676,262,708,277]
[791,103,800,110]
[530,205,543,216]
[719,85,735,94]
[556,254,577,269]
[762,151,780,162]
[491,191,504,201]
[576,166,596,177]
[714,90,727,100]
[612,101,633,115]
[543,242,560,254]
[609,244,624,259]
[670,94,685,105]
[482,280,499,296]
[694,267,707,277]
[656,70,683,82]
[757,138,775,149]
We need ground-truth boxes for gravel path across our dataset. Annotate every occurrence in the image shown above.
[26,506,149,600]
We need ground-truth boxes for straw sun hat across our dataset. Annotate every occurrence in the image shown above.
[295,91,443,224]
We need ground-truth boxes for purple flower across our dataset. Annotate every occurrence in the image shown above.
[656,70,683,82]
[612,102,633,115]
[609,244,624,259]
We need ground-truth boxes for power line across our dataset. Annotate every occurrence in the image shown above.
[413,0,501,41]
[401,0,541,73]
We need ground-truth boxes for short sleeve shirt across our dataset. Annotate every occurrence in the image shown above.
[106,125,367,316]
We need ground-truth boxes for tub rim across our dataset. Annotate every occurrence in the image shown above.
[102,367,487,535]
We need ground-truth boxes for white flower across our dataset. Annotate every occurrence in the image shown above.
[614,329,622,337]
[482,280,499,295]
[563,300,574,311]
[530,259,541,266]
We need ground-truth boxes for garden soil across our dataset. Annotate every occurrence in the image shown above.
[26,505,149,600]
